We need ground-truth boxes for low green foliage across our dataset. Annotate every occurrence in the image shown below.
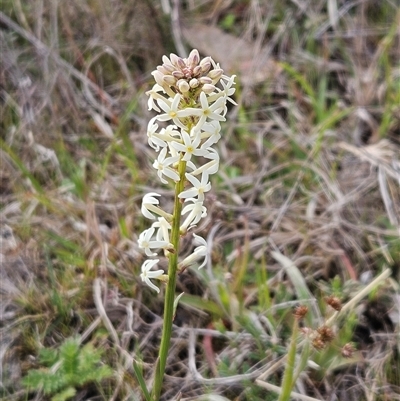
[22,337,113,401]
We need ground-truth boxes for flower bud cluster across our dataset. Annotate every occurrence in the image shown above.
[138,49,236,293]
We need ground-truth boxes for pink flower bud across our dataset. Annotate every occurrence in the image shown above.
[187,49,200,69]
[170,53,185,69]
[193,66,202,76]
[172,71,185,80]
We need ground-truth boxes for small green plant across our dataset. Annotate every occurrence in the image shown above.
[22,337,113,401]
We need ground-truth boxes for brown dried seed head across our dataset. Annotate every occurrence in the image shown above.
[341,343,356,358]
[326,295,342,311]
[312,337,326,350]
[317,325,335,342]
[293,305,309,320]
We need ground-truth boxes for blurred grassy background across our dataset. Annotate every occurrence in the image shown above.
[1,1,399,400]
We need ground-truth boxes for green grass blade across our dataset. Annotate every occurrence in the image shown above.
[133,360,151,401]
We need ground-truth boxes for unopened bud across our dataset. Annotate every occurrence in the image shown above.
[200,57,212,72]
[172,71,185,80]
[189,78,199,88]
[199,76,212,85]
[152,70,165,87]
[170,53,185,69]
[162,63,175,73]
[178,80,190,93]
[157,65,170,75]
[193,65,202,76]
[208,68,224,81]
[163,75,177,86]
[162,55,173,67]
[202,84,216,94]
[187,49,200,69]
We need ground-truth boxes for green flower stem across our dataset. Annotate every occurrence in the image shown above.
[152,159,187,401]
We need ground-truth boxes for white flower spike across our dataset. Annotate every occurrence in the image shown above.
[139,49,235,301]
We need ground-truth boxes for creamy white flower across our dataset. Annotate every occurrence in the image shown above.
[178,233,208,270]
[140,259,164,293]
[153,147,180,184]
[138,227,168,256]
[152,217,172,243]
[194,92,226,131]
[180,198,207,232]
[141,192,161,220]
[189,148,219,176]
[156,93,201,130]
[178,172,211,202]
[212,74,237,106]
[141,193,172,221]
[147,117,166,151]
[170,130,209,162]
[200,121,221,149]
[146,84,164,112]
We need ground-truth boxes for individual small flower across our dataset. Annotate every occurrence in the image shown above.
[153,147,180,184]
[146,84,164,112]
[170,130,209,162]
[152,217,172,243]
[218,74,238,105]
[194,92,226,131]
[200,121,221,149]
[156,93,201,130]
[147,117,166,151]
[141,192,172,221]
[178,233,208,270]
[178,172,211,202]
[188,148,219,177]
[138,227,168,256]
[140,259,165,293]
[180,198,207,233]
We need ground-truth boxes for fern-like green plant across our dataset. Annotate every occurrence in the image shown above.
[23,337,113,401]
